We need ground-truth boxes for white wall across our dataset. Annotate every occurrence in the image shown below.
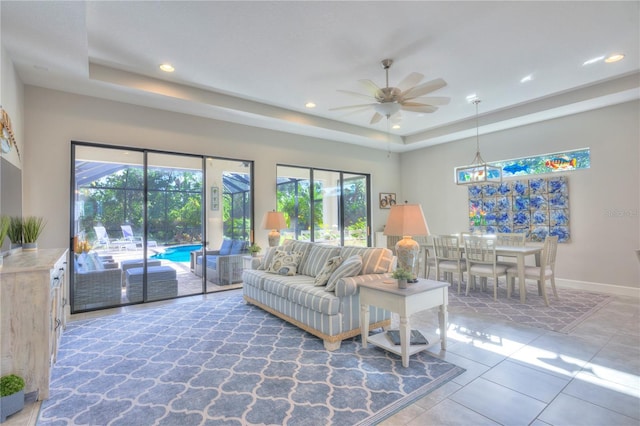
[0,45,24,168]
[22,86,401,252]
[401,101,640,292]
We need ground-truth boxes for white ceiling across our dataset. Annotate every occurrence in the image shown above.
[2,1,639,152]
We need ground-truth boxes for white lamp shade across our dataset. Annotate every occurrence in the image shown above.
[383,204,429,237]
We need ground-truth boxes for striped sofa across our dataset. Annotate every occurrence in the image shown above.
[243,240,393,350]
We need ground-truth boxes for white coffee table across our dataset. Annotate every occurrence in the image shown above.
[360,278,449,367]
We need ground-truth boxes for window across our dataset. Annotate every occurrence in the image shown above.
[276,165,370,246]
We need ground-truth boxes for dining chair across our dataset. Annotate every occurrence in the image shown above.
[464,235,508,300]
[506,235,559,305]
[495,232,526,266]
[414,235,434,279]
[432,235,466,294]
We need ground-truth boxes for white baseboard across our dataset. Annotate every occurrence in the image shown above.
[555,278,640,298]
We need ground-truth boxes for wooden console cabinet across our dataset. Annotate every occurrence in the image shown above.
[0,248,68,400]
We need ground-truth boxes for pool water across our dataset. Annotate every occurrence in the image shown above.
[151,244,202,263]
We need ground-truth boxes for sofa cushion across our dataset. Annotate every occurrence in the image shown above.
[219,239,233,255]
[287,282,342,315]
[314,256,343,286]
[282,239,313,270]
[325,255,362,292]
[300,244,342,277]
[261,272,316,298]
[339,246,393,275]
[267,250,303,276]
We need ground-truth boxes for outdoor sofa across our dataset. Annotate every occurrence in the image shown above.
[73,252,122,309]
[243,239,393,350]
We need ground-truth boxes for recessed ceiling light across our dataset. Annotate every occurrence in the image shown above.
[520,74,533,83]
[305,102,316,109]
[159,63,175,72]
[391,124,401,130]
[583,56,605,66]
[605,53,625,63]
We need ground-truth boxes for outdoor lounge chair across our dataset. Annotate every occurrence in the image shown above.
[121,225,157,248]
[93,226,113,249]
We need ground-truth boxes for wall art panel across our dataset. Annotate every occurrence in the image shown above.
[468,176,570,242]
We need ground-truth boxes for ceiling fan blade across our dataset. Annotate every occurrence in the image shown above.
[396,72,424,92]
[359,79,382,97]
[401,104,438,113]
[401,78,447,100]
[407,96,451,106]
[329,103,376,111]
[337,89,375,102]
[341,106,375,117]
[370,112,384,124]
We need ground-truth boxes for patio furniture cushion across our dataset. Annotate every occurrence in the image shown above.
[231,240,248,254]
[120,258,162,272]
[219,239,233,255]
[126,265,176,283]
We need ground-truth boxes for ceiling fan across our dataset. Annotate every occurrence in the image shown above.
[331,59,450,125]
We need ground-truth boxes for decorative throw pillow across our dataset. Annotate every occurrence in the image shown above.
[325,255,362,292]
[258,245,284,270]
[313,256,343,286]
[267,250,303,276]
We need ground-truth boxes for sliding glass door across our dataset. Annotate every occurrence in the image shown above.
[203,158,253,292]
[144,152,204,301]
[71,143,253,313]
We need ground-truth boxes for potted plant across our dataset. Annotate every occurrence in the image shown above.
[392,267,412,289]
[0,216,9,268]
[6,217,22,250]
[21,216,46,251]
[0,374,25,422]
[248,243,262,257]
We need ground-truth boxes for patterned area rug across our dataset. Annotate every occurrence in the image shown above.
[39,295,464,426]
[448,281,613,333]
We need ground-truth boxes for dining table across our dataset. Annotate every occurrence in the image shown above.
[421,241,543,303]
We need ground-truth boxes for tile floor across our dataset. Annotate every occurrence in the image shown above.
[5,289,639,426]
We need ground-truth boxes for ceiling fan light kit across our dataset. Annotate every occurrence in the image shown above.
[455,99,502,185]
[331,58,450,126]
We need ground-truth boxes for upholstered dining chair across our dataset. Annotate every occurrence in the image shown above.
[432,235,466,294]
[464,235,508,300]
[506,235,559,305]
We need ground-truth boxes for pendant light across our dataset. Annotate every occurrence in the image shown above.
[454,99,502,185]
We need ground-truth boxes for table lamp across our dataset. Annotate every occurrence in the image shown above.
[383,203,429,281]
[262,210,286,247]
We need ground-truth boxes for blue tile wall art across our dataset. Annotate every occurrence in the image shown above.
[468,176,570,242]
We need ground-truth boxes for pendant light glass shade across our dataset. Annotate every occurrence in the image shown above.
[454,99,502,185]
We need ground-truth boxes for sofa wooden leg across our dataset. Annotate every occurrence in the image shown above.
[324,340,341,351]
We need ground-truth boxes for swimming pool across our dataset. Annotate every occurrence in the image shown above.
[151,244,202,263]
